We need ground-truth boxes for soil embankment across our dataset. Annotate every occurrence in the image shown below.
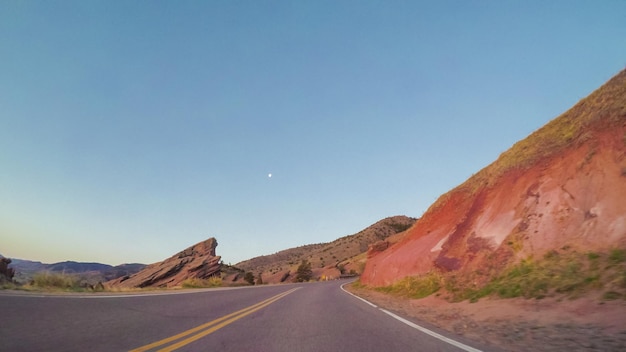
[348,284,626,351]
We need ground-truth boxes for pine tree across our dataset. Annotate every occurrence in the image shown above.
[295,260,312,282]
[244,272,255,285]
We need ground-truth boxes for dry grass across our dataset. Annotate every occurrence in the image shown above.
[373,272,442,299]
[364,248,626,303]
[429,69,626,211]
[2,272,229,292]
[181,276,223,288]
[14,272,105,292]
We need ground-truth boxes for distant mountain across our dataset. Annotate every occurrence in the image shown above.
[233,215,417,284]
[9,258,46,274]
[5,257,146,284]
[102,263,147,282]
[46,261,113,273]
[362,69,626,299]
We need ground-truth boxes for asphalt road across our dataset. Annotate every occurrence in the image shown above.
[0,280,496,352]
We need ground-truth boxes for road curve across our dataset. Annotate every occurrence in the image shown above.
[0,280,496,351]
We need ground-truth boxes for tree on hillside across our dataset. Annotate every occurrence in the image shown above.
[337,263,346,275]
[0,258,15,282]
[244,272,255,285]
[256,273,263,285]
[295,260,312,282]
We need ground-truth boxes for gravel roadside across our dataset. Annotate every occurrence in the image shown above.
[346,284,626,352]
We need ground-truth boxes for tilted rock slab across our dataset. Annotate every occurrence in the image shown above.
[107,238,221,288]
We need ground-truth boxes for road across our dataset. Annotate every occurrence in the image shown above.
[0,280,495,352]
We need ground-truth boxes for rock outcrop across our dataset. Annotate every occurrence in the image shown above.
[367,240,389,256]
[107,238,221,288]
[0,257,15,283]
[361,69,626,286]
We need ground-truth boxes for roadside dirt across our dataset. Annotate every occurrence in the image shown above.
[347,284,626,351]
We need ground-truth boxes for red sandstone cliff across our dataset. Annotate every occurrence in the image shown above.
[361,69,626,286]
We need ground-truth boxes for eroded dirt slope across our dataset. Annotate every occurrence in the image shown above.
[362,69,626,286]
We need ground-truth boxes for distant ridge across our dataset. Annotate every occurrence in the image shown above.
[5,257,146,284]
[46,261,113,273]
[233,215,417,284]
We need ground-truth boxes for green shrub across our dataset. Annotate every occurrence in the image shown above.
[602,291,622,300]
[587,252,600,260]
[609,249,626,264]
[243,272,255,285]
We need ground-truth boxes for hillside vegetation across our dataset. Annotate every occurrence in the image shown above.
[437,69,626,203]
[234,215,416,284]
[365,247,626,302]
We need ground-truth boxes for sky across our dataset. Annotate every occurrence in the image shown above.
[1,1,625,266]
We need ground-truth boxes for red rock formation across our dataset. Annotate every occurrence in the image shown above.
[107,238,221,288]
[361,69,626,286]
[367,240,389,256]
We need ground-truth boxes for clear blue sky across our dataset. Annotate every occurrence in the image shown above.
[1,1,625,266]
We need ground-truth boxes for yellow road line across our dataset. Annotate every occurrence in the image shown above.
[129,288,299,352]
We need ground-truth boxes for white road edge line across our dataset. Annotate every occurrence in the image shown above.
[340,282,482,352]
[340,282,377,308]
[379,309,483,352]
[0,285,260,299]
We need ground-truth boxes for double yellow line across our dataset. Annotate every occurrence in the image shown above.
[130,287,300,352]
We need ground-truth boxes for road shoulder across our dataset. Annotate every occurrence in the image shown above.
[344,282,626,351]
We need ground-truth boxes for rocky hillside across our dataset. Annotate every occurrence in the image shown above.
[362,69,626,296]
[233,215,416,284]
[107,238,221,288]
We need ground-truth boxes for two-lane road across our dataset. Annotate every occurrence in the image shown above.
[0,280,495,351]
